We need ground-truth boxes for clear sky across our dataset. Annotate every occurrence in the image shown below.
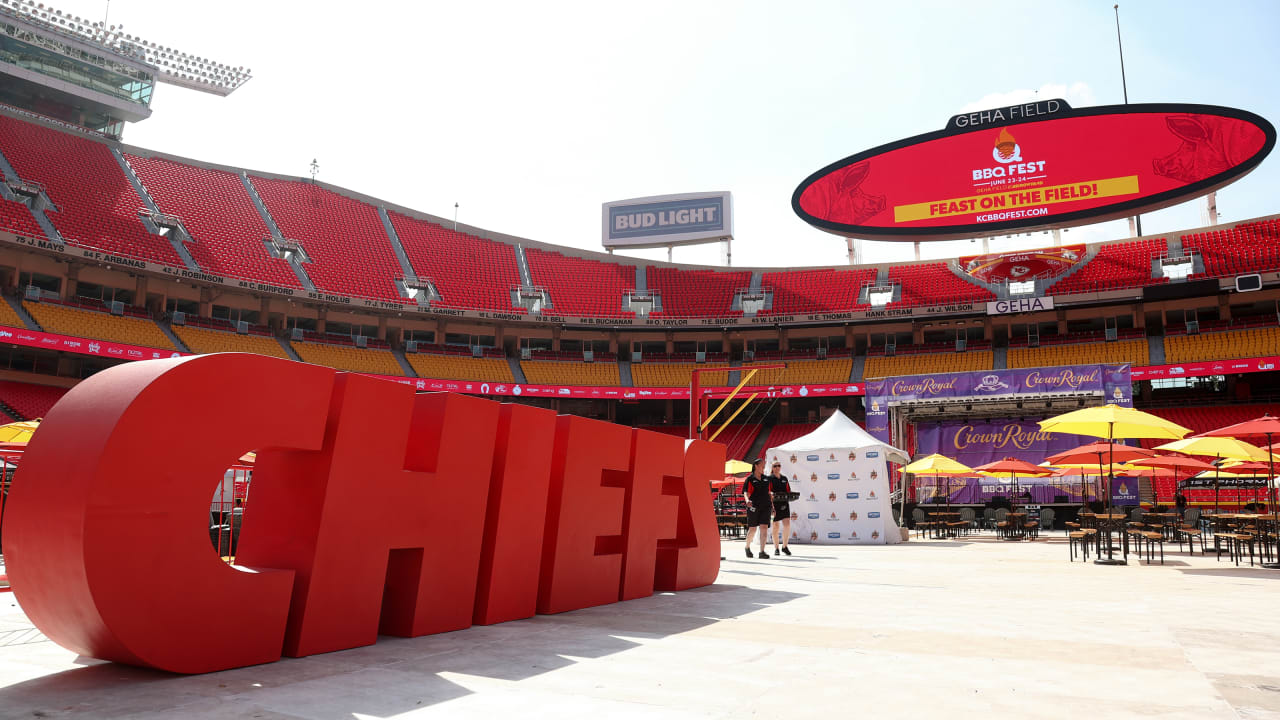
[46,0,1280,268]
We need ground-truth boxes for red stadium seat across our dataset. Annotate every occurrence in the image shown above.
[888,263,995,307]
[1048,239,1168,294]
[126,154,301,289]
[388,211,523,312]
[0,114,183,265]
[758,268,877,315]
[250,177,411,303]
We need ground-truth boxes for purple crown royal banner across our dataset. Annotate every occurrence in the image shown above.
[864,363,1133,448]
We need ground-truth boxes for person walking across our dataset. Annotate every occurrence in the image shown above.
[741,458,771,559]
[768,460,793,555]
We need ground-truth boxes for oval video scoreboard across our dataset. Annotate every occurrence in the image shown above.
[793,100,1274,241]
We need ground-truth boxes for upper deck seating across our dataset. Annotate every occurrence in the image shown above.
[388,211,523,312]
[126,154,300,288]
[1048,239,1168,294]
[0,114,183,265]
[525,248,634,317]
[250,177,410,303]
[647,267,750,317]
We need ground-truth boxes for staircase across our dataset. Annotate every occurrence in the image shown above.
[948,260,1003,299]
[275,337,302,362]
[619,359,634,386]
[112,149,201,271]
[391,346,417,377]
[156,318,190,352]
[727,357,742,387]
[993,346,1008,370]
[745,423,773,462]
[849,354,865,383]
[2,295,40,331]
[1147,336,1166,365]
[0,146,62,242]
[1040,245,1100,294]
[377,208,418,282]
[634,265,647,292]
[514,244,533,287]
[241,173,316,292]
[1138,477,1155,506]
[507,356,528,384]
[0,397,24,421]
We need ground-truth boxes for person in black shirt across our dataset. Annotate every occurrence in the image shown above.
[768,460,793,556]
[741,458,771,559]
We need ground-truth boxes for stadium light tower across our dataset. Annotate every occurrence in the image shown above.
[0,0,252,137]
[310,159,320,183]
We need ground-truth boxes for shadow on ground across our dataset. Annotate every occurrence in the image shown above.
[0,583,805,719]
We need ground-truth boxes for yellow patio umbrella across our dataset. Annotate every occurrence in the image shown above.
[900,453,974,475]
[0,418,41,444]
[724,459,754,475]
[1039,405,1191,440]
[1155,436,1270,515]
[900,454,974,510]
[1040,405,1190,563]
[1155,436,1270,462]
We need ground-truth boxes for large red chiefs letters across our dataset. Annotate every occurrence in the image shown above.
[1,353,722,674]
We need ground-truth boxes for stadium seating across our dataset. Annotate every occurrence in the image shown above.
[0,197,44,237]
[758,268,877,315]
[1164,325,1280,363]
[0,380,67,419]
[1048,239,1167,294]
[0,114,184,265]
[388,211,523,312]
[863,350,994,378]
[647,267,750,317]
[1140,404,1275,451]
[738,358,853,385]
[525,248,635,317]
[631,362,730,387]
[889,263,995,307]
[24,300,175,350]
[642,424,761,462]
[0,298,26,330]
[520,359,621,386]
[250,177,410,303]
[1007,336,1149,368]
[172,324,291,359]
[760,423,821,453]
[404,353,515,383]
[291,340,404,375]
[125,154,301,288]
[1183,218,1280,277]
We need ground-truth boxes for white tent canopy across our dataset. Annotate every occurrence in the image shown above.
[768,410,908,545]
[775,410,910,464]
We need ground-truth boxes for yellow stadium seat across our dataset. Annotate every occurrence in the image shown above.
[0,300,25,330]
[521,360,621,386]
[739,358,852,385]
[863,351,993,379]
[1007,339,1148,369]
[631,362,729,388]
[405,353,515,382]
[173,325,291,359]
[292,340,404,375]
[1165,327,1280,363]
[25,301,175,350]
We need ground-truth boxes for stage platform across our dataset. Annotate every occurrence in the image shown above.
[1,538,1277,719]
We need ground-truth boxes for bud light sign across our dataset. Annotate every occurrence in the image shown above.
[603,191,733,248]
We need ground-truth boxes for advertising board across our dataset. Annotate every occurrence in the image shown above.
[793,101,1274,240]
[602,192,732,248]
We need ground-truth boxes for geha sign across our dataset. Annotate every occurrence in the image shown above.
[793,101,1275,241]
[1,353,722,674]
